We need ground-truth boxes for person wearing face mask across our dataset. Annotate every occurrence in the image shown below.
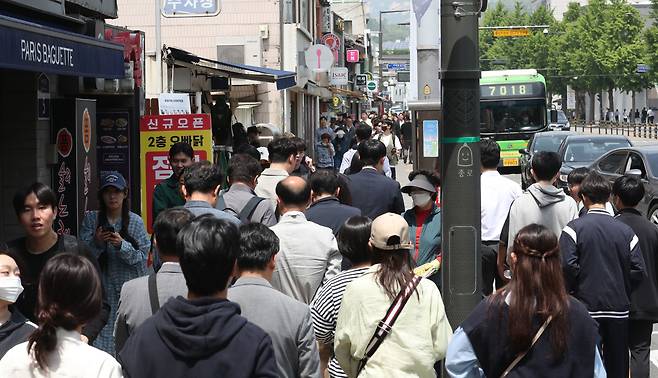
[0,250,36,358]
[401,171,442,287]
[377,122,402,180]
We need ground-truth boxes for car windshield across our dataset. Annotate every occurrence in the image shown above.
[532,135,568,153]
[563,140,631,163]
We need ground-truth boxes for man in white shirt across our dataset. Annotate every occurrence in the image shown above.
[339,124,392,177]
[480,139,522,295]
[255,137,297,201]
[270,176,341,304]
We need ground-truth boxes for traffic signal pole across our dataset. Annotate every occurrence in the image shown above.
[440,0,483,326]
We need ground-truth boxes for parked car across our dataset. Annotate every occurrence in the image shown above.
[556,135,632,193]
[519,131,577,189]
[590,146,658,225]
[547,109,571,131]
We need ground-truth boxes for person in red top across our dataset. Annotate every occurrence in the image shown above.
[401,171,442,288]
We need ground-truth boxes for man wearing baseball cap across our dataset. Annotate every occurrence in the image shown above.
[334,213,452,377]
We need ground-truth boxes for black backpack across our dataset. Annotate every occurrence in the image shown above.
[217,194,265,224]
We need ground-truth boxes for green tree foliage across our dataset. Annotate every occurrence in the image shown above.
[480,0,652,113]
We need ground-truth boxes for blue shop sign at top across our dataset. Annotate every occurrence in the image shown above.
[386,63,410,71]
[0,15,124,79]
[162,0,221,17]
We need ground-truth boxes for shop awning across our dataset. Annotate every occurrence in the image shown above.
[0,14,124,78]
[165,47,297,90]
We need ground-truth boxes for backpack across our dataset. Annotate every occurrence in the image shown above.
[217,194,265,224]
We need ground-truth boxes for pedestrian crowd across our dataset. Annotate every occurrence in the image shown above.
[0,113,655,378]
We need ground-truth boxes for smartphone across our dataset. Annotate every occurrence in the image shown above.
[101,225,115,233]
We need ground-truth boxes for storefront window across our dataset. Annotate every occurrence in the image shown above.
[299,0,310,32]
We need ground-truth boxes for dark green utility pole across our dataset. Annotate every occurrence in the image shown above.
[440,0,483,326]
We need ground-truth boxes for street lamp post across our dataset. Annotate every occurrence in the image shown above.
[440,0,483,326]
[378,9,409,94]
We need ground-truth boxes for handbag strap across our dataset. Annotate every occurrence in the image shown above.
[356,275,423,376]
[500,315,553,378]
[148,273,160,315]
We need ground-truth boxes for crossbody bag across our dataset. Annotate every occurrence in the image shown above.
[500,315,554,377]
[356,275,423,376]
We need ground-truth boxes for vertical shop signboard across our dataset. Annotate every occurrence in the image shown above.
[53,99,98,236]
[139,114,212,232]
[97,111,131,180]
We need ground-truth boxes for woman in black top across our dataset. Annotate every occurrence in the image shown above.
[445,224,605,377]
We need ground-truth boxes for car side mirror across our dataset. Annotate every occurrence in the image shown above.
[519,149,529,155]
[625,169,642,177]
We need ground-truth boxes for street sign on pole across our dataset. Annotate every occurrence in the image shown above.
[162,0,221,17]
[366,80,378,92]
[386,63,411,71]
[637,64,650,74]
[305,44,334,72]
[355,74,367,86]
[493,28,530,38]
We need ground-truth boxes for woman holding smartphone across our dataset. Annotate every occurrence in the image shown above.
[80,172,149,355]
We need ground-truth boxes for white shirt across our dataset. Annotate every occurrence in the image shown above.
[339,149,392,178]
[0,328,123,378]
[481,170,523,241]
[378,134,402,150]
[255,167,289,201]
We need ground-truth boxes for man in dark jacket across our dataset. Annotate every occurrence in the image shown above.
[7,183,109,344]
[560,172,645,378]
[347,140,405,219]
[612,175,658,378]
[306,170,361,235]
[152,142,195,222]
[118,215,278,378]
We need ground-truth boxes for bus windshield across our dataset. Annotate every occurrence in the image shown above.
[480,99,546,133]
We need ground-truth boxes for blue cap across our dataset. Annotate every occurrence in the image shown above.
[100,171,127,191]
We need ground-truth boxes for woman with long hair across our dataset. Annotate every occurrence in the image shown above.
[334,213,452,377]
[0,250,36,358]
[311,216,373,378]
[0,253,122,377]
[445,224,605,377]
[79,172,149,354]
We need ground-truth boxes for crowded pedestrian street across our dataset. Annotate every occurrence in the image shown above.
[6,0,658,377]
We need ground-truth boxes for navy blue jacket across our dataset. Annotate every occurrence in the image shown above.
[118,296,278,378]
[559,208,646,318]
[347,167,405,219]
[615,208,658,321]
[305,197,361,235]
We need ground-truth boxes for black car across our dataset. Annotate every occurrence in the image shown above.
[519,131,576,189]
[556,135,632,193]
[591,146,658,225]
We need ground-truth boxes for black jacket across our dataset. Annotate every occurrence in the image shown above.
[347,168,405,219]
[119,296,278,378]
[616,208,658,321]
[304,197,361,235]
[559,209,646,317]
[0,308,36,358]
[7,235,110,343]
[463,296,598,378]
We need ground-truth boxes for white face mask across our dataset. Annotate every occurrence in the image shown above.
[411,192,432,207]
[0,276,23,303]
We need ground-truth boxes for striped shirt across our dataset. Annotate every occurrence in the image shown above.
[311,267,369,378]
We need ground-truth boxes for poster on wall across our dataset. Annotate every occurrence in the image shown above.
[423,120,439,158]
[52,99,98,236]
[97,111,131,181]
[139,114,212,232]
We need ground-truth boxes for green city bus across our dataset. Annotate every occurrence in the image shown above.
[480,69,548,169]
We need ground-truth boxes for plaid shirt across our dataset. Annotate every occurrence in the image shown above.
[80,211,150,355]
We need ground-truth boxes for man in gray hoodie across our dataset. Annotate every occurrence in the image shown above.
[498,151,578,274]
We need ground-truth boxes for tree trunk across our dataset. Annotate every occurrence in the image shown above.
[589,91,596,123]
[608,87,615,115]
[632,91,637,114]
